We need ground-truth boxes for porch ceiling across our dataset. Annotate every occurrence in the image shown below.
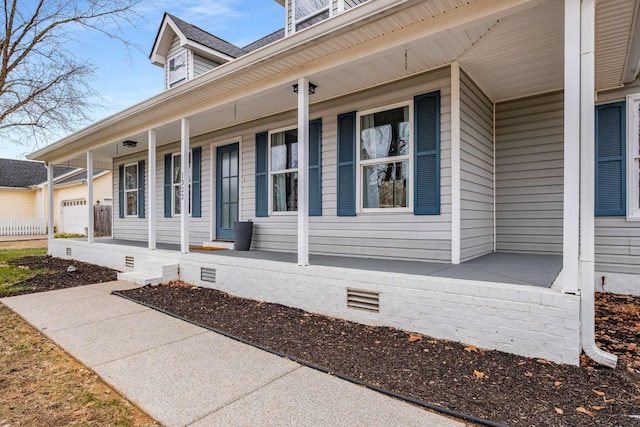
[30,0,638,168]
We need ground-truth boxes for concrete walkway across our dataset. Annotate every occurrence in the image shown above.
[1,281,466,427]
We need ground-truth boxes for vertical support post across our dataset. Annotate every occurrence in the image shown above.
[47,163,54,240]
[563,0,581,294]
[87,151,94,243]
[148,129,157,250]
[297,77,310,266]
[180,118,190,254]
[580,0,595,294]
[450,62,461,264]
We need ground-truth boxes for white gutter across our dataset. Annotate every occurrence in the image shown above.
[580,0,617,368]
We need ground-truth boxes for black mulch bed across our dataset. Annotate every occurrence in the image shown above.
[118,282,640,427]
[7,255,117,295]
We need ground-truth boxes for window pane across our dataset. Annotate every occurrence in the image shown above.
[295,0,328,20]
[222,177,230,203]
[362,162,408,209]
[230,150,238,176]
[221,203,229,228]
[296,9,329,31]
[271,129,298,171]
[272,172,298,212]
[222,152,230,176]
[230,202,238,226]
[174,186,181,215]
[126,191,137,216]
[173,155,181,184]
[360,106,410,160]
[230,177,238,203]
[125,165,137,190]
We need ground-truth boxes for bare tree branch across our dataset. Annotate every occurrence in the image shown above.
[0,0,142,149]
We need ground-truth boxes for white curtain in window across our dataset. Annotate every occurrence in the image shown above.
[271,133,287,171]
[273,174,286,211]
[361,124,392,208]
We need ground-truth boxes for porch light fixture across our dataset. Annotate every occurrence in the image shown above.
[292,82,317,94]
[122,140,138,148]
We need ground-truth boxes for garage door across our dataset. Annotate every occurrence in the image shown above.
[61,199,87,235]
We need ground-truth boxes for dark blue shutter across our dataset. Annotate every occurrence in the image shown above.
[414,91,441,215]
[192,147,202,217]
[337,111,356,216]
[255,132,268,217]
[164,154,172,218]
[309,118,322,216]
[595,102,626,216]
[118,165,125,218]
[137,160,145,218]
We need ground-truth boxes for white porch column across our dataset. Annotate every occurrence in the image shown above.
[180,118,190,254]
[47,164,54,240]
[450,62,461,265]
[148,129,157,250]
[297,77,310,266]
[87,150,94,243]
[563,0,581,294]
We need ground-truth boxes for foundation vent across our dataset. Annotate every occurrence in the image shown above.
[125,256,135,268]
[347,288,380,313]
[201,268,216,283]
[65,247,72,256]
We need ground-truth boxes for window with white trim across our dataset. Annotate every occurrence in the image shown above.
[628,94,640,219]
[124,163,138,216]
[168,51,187,88]
[294,0,330,31]
[357,103,412,211]
[172,153,191,216]
[270,127,298,212]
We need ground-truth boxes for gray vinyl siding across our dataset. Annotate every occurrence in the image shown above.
[113,142,211,246]
[193,54,220,77]
[241,68,452,262]
[594,79,640,274]
[495,91,564,255]
[460,70,494,261]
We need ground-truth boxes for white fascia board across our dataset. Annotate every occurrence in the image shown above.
[0,186,33,191]
[150,16,185,66]
[28,0,541,164]
[184,41,235,63]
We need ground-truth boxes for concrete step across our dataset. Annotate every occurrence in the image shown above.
[117,260,179,286]
[117,271,163,286]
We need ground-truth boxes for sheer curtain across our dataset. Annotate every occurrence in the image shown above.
[271,133,287,211]
[361,123,392,208]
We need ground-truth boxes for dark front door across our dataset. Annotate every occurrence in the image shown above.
[216,143,239,240]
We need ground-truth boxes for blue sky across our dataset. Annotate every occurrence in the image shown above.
[7,0,284,160]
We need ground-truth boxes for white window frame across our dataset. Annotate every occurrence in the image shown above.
[356,101,413,214]
[167,50,188,88]
[124,162,138,217]
[293,0,331,31]
[627,94,640,220]
[171,152,192,217]
[268,125,299,215]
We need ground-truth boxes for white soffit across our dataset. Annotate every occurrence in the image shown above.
[595,0,637,91]
[458,0,564,102]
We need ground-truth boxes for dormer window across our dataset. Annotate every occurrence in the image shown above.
[295,0,330,31]
[168,51,187,87]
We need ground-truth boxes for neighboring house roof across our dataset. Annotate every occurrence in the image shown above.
[243,28,285,53]
[53,169,109,186]
[0,158,74,188]
[166,14,247,58]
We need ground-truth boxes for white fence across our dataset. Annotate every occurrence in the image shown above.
[0,216,46,236]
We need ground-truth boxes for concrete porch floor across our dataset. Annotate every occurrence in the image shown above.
[90,237,562,288]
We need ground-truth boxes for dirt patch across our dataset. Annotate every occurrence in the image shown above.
[119,282,640,427]
[0,239,47,250]
[6,255,117,295]
[0,304,158,426]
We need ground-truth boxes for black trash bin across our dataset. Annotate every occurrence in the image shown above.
[233,220,253,251]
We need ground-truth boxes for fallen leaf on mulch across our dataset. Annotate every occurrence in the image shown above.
[554,381,562,389]
[524,371,533,377]
[591,406,605,411]
[473,370,486,379]
[555,407,564,415]
[592,389,605,397]
[464,345,478,353]
[408,334,422,342]
[536,358,551,365]
[577,407,594,416]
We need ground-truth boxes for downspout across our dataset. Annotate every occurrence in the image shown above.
[579,0,617,368]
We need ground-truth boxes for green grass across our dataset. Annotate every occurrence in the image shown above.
[0,248,48,296]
